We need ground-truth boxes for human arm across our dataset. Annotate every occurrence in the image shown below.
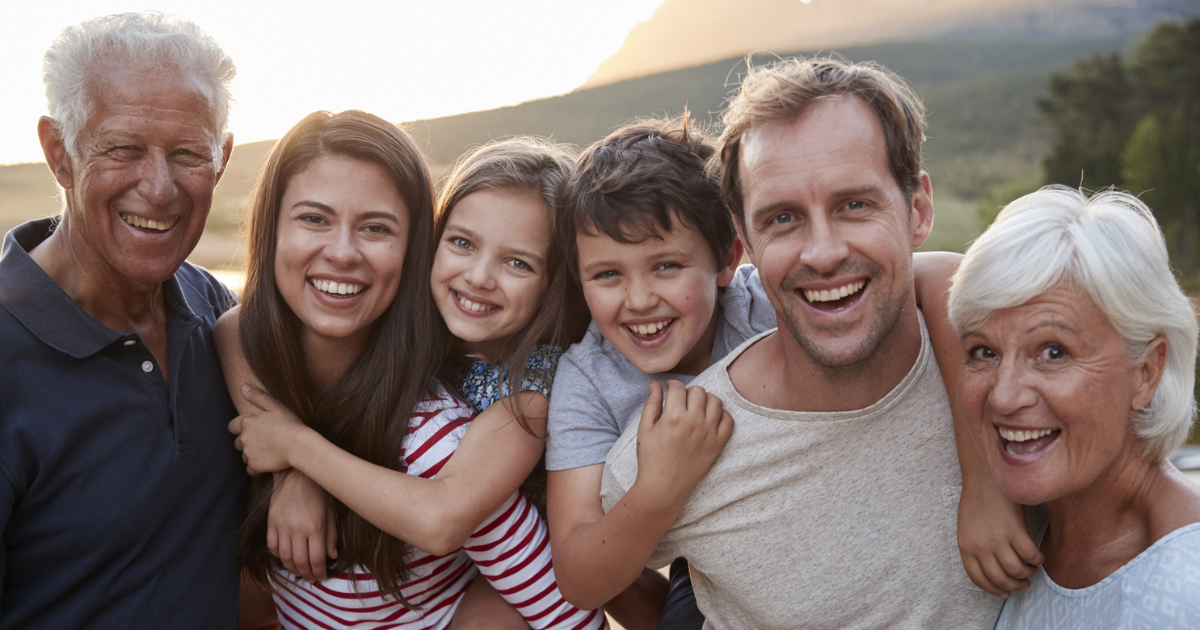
[230,385,546,557]
[547,381,732,611]
[214,310,337,582]
[913,251,1043,596]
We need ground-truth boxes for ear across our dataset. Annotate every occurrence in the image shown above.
[38,117,74,190]
[716,237,744,288]
[910,171,934,249]
[1131,336,1168,412]
[732,212,758,267]
[214,133,234,184]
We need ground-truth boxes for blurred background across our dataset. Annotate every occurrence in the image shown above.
[2,0,1199,444]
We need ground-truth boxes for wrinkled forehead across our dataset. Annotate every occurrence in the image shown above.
[85,62,220,137]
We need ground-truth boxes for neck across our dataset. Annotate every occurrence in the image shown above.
[1041,451,1166,588]
[776,293,923,412]
[29,218,165,332]
[303,329,369,396]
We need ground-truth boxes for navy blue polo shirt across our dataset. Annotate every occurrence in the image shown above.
[0,219,247,628]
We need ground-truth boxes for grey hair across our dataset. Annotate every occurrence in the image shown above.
[949,186,1198,462]
[43,12,235,168]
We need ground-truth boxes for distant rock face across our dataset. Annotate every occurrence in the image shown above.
[581,0,1200,89]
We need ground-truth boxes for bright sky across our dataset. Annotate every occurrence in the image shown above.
[0,0,664,165]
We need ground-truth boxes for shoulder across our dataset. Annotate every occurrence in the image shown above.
[174,263,238,320]
[212,306,241,356]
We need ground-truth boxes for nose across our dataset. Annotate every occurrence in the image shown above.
[324,225,364,268]
[624,275,659,313]
[987,356,1039,417]
[462,255,497,291]
[137,151,178,208]
[798,213,849,274]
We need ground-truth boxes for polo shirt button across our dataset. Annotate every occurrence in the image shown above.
[142,361,154,373]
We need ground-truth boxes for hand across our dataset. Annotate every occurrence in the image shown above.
[634,380,734,512]
[229,384,309,475]
[957,481,1044,597]
[268,470,339,582]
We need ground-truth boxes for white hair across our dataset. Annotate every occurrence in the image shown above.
[43,12,235,168]
[949,186,1198,463]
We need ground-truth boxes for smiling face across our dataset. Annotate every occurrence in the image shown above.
[958,285,1159,506]
[274,156,409,354]
[577,212,737,376]
[736,96,932,370]
[430,188,551,361]
[56,64,230,286]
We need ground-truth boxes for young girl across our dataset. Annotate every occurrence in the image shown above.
[222,127,605,629]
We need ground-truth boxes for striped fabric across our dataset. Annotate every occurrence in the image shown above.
[272,385,606,630]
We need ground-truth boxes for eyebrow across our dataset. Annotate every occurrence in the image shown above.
[445,223,545,266]
[291,202,401,225]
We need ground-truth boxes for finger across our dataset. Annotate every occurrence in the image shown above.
[267,526,280,558]
[233,436,245,453]
[685,384,708,416]
[962,555,1008,598]
[228,415,243,436]
[662,380,687,422]
[277,534,295,578]
[997,546,1037,581]
[308,535,328,581]
[1011,532,1045,567]
[638,381,664,435]
[979,554,1027,594]
[716,410,734,445]
[325,508,339,560]
[291,537,315,583]
[240,383,275,412]
[703,391,724,426]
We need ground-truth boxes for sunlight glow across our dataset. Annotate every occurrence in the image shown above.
[0,0,663,165]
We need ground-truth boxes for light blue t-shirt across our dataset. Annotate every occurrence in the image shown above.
[545,265,776,471]
[996,522,1200,630]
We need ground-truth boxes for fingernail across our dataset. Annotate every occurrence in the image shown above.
[242,384,251,393]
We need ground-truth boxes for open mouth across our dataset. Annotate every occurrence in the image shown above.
[120,212,180,231]
[452,290,499,313]
[625,318,675,340]
[309,278,365,297]
[998,426,1060,458]
[802,280,867,312]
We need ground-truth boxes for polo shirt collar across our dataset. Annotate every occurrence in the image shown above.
[0,218,197,359]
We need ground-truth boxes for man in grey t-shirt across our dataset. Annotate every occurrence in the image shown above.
[601,59,1003,628]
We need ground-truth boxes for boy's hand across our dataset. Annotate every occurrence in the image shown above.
[634,380,734,512]
[229,384,309,475]
[268,471,339,582]
[958,482,1044,597]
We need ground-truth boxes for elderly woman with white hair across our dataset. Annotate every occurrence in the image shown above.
[948,186,1200,628]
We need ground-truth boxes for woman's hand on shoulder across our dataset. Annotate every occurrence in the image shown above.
[230,384,312,475]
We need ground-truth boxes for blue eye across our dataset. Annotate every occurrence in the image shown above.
[847,200,866,210]
[772,213,793,225]
[450,237,472,250]
[592,270,618,280]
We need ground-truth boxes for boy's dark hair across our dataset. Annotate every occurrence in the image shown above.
[560,114,736,281]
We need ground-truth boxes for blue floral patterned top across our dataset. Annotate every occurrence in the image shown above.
[456,344,562,414]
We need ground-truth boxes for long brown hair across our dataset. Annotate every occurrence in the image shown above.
[433,138,590,435]
[237,110,448,604]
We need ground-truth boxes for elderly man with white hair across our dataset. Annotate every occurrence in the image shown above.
[0,13,245,628]
[949,186,1200,628]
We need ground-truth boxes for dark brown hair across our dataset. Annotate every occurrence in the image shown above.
[433,137,589,435]
[237,110,447,604]
[560,114,735,283]
[713,57,926,230]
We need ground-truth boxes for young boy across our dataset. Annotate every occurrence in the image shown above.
[546,116,775,628]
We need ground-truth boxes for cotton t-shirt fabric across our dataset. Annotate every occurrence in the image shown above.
[600,319,1004,629]
[0,219,246,629]
[995,522,1200,630]
[546,265,775,471]
[273,385,607,630]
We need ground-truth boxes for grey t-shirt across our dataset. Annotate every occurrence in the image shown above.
[545,265,775,471]
[600,318,1004,630]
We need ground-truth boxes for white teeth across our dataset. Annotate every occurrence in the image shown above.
[310,279,364,295]
[629,320,669,336]
[998,428,1056,442]
[804,280,866,303]
[456,293,497,312]
[120,213,179,231]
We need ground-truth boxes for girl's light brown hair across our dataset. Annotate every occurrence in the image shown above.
[238,110,448,605]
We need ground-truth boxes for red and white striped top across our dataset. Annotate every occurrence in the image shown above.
[272,385,607,630]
